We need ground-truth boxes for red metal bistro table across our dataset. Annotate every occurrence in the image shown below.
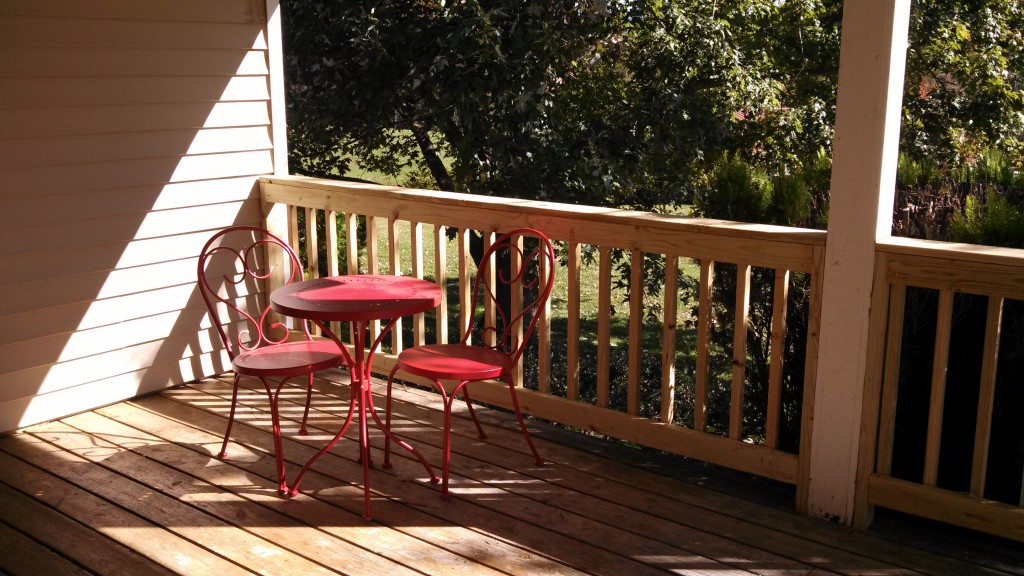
[270,274,442,520]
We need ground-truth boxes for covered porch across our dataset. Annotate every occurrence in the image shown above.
[3,0,1024,571]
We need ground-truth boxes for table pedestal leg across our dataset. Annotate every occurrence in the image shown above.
[287,393,356,496]
[288,318,438,522]
[357,372,372,520]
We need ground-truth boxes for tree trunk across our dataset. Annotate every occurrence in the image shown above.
[411,123,455,192]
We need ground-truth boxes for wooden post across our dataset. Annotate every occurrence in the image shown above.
[260,182,289,328]
[808,0,911,524]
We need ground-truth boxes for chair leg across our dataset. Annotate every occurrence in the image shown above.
[365,385,438,482]
[506,380,544,465]
[461,386,487,439]
[440,384,457,498]
[260,377,289,494]
[219,374,242,458]
[299,372,314,435]
[383,365,400,468]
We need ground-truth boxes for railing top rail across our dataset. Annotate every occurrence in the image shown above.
[878,237,1024,297]
[878,236,1024,267]
[262,175,825,272]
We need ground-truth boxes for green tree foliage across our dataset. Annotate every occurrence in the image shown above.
[543,0,781,208]
[902,0,1024,166]
[724,0,842,168]
[282,1,614,197]
[281,0,816,209]
[283,0,1023,213]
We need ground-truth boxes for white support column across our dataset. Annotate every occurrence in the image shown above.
[807,0,911,522]
[265,0,289,176]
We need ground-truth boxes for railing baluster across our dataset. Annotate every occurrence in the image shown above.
[628,248,643,416]
[458,228,472,344]
[305,207,319,280]
[325,211,340,337]
[482,230,496,348]
[660,255,679,423]
[301,206,319,336]
[694,259,715,432]
[366,215,380,343]
[971,295,1003,497]
[924,288,954,486]
[876,283,907,475]
[326,211,340,277]
[730,264,752,440]
[366,216,379,272]
[538,238,552,394]
[766,269,790,449]
[511,232,524,385]
[345,212,359,346]
[287,204,300,269]
[388,216,403,354]
[346,213,359,275]
[597,246,612,408]
[566,241,582,401]
[434,225,448,345]
[411,221,425,347]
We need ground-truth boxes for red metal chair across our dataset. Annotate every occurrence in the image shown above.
[385,228,554,496]
[197,226,344,493]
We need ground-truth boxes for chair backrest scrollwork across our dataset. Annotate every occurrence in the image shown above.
[197,226,308,359]
[465,228,556,364]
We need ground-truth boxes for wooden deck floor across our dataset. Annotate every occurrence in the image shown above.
[2,371,1022,576]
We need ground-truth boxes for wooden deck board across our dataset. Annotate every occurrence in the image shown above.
[165,380,678,576]
[1,374,1021,576]
[0,482,179,576]
[0,520,91,576]
[94,398,569,576]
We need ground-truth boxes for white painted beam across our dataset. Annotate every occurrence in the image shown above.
[265,0,289,176]
[808,0,911,522]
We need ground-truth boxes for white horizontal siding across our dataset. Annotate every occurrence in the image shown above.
[0,127,273,168]
[0,1,262,24]
[0,76,271,107]
[0,177,260,227]
[0,102,272,138]
[0,15,268,50]
[0,0,278,432]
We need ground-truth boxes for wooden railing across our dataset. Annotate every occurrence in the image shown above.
[261,175,826,504]
[259,175,1024,539]
[856,237,1024,541]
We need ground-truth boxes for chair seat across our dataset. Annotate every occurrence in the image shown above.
[396,344,511,381]
[232,340,343,377]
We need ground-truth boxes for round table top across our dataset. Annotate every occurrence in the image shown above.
[270,274,442,322]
